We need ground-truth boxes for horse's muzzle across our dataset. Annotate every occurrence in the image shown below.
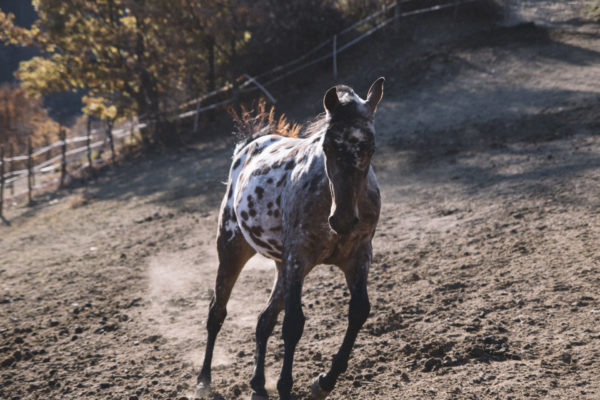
[329,214,359,235]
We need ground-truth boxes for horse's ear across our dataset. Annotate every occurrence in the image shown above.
[323,86,339,114]
[366,77,385,114]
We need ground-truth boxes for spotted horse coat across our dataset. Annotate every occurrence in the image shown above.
[197,78,385,400]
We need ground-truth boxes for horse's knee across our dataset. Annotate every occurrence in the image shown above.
[207,299,227,333]
[349,296,370,327]
[282,308,305,344]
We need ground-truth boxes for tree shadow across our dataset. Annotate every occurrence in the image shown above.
[85,142,234,214]
[455,22,600,68]
[0,215,11,226]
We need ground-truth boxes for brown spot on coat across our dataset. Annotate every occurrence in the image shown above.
[267,250,282,259]
[276,174,287,187]
[252,164,271,176]
[284,160,295,170]
[251,145,264,156]
[249,231,271,250]
[255,186,264,200]
[250,225,264,237]
[266,177,273,184]
[249,209,256,217]
[241,211,249,220]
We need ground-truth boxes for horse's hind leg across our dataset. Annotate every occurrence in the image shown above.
[311,243,371,399]
[196,227,255,393]
[250,263,284,399]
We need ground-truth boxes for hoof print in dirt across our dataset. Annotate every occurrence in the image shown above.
[142,334,163,344]
[422,357,442,372]
[465,334,521,362]
[365,308,406,336]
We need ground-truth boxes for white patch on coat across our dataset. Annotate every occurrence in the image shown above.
[232,135,304,259]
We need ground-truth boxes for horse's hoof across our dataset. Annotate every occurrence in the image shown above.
[310,374,330,400]
[249,390,269,400]
[194,381,210,398]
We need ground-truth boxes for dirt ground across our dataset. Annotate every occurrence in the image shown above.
[1,4,600,400]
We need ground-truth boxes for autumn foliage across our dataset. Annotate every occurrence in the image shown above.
[0,83,60,155]
[0,1,378,145]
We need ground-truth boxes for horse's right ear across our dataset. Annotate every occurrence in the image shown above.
[323,86,339,114]
[366,77,385,114]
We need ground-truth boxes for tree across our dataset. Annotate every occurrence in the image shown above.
[0,0,258,144]
[0,1,347,145]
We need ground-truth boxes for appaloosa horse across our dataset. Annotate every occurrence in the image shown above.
[197,78,384,400]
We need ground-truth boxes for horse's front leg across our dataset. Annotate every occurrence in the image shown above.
[311,243,372,399]
[277,255,308,400]
[250,263,284,400]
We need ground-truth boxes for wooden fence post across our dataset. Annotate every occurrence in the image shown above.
[193,98,202,135]
[106,119,115,164]
[129,119,134,145]
[332,34,338,81]
[0,145,4,218]
[8,143,14,196]
[45,134,51,161]
[60,128,67,187]
[86,116,93,176]
[27,137,33,204]
[395,0,401,33]
[454,0,461,20]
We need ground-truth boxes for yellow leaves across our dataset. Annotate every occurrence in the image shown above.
[107,46,119,57]
[120,15,137,29]
[0,10,35,46]
[105,105,118,120]
[83,96,118,119]
[18,57,68,96]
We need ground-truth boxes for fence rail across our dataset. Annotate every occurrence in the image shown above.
[0,0,478,220]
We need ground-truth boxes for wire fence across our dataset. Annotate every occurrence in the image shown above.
[0,0,479,219]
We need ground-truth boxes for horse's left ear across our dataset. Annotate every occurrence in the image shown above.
[366,77,385,114]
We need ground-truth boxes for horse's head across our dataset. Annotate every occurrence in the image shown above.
[322,77,384,235]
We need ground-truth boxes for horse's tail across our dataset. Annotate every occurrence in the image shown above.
[231,98,301,155]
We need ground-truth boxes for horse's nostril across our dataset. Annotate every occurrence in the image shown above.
[352,217,359,227]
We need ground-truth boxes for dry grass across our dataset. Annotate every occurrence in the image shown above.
[589,0,600,21]
[230,98,302,141]
[68,192,93,209]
